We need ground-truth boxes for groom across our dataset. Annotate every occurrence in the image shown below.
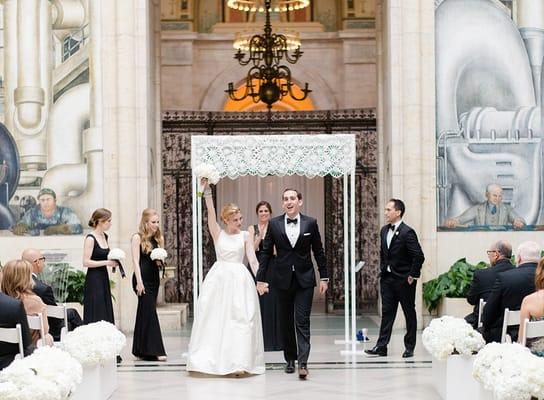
[256,188,328,380]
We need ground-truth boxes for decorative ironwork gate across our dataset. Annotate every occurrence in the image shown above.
[161,109,378,311]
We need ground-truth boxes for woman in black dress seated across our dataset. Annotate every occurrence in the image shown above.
[131,208,167,361]
[83,208,116,325]
[248,201,282,351]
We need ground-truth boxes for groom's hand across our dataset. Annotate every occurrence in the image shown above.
[256,281,269,296]
[319,281,328,295]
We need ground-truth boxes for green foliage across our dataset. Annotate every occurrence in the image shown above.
[40,263,116,304]
[422,258,487,313]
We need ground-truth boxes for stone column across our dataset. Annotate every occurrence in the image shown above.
[376,0,437,328]
[100,0,160,332]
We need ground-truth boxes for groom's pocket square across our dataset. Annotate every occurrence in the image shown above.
[303,233,311,236]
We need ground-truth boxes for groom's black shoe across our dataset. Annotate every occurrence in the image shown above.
[402,350,414,358]
[298,364,308,380]
[284,360,295,374]
[364,346,387,357]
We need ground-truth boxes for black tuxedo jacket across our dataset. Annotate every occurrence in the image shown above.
[256,214,328,290]
[465,259,514,328]
[32,276,63,340]
[380,222,424,279]
[0,292,34,370]
[482,262,537,342]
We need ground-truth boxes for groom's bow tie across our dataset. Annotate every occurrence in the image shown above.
[287,218,298,225]
[388,224,396,231]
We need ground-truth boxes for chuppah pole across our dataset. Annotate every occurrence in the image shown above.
[350,171,356,353]
[192,172,198,315]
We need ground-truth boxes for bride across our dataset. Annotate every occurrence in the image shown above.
[186,179,266,375]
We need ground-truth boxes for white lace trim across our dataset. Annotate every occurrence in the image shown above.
[191,134,356,178]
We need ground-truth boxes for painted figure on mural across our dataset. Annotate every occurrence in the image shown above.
[444,183,525,229]
[11,188,83,236]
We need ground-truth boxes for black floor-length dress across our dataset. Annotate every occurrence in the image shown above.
[253,225,282,352]
[83,234,114,324]
[131,237,166,359]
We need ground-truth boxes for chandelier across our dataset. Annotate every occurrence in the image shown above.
[227,0,310,12]
[225,0,311,110]
[233,28,300,51]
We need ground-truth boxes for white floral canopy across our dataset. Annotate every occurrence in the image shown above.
[191,134,360,353]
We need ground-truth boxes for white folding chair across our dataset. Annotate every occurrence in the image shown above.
[0,324,24,359]
[27,313,46,347]
[520,318,544,346]
[46,304,68,341]
[501,308,521,343]
[477,298,486,328]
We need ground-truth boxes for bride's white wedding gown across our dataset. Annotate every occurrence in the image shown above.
[187,230,265,375]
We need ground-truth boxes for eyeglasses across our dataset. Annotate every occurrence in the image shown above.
[486,250,498,255]
[34,257,46,263]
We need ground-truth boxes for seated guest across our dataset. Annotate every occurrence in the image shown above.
[0,267,34,369]
[21,249,83,340]
[1,260,54,346]
[519,257,544,357]
[465,240,514,329]
[482,241,540,343]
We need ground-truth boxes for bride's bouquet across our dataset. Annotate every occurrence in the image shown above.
[150,247,168,277]
[194,163,220,197]
[107,248,126,278]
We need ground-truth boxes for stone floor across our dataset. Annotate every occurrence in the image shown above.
[113,314,439,399]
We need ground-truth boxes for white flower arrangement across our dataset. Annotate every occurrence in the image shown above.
[0,346,82,400]
[150,247,168,262]
[107,248,126,278]
[422,316,485,360]
[194,163,220,185]
[62,321,126,367]
[473,342,544,400]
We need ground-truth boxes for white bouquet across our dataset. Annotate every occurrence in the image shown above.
[0,346,82,400]
[473,342,544,400]
[107,247,126,278]
[62,321,126,367]
[422,316,485,360]
[194,163,220,196]
[150,247,168,261]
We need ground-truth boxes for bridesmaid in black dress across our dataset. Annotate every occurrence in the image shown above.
[248,201,282,351]
[82,208,116,324]
[131,208,166,361]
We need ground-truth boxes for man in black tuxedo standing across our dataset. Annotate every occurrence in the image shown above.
[482,241,540,343]
[21,249,83,340]
[365,199,425,358]
[464,240,514,329]
[256,188,328,380]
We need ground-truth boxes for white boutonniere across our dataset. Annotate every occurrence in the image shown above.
[395,231,399,236]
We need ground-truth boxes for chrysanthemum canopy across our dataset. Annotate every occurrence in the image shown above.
[191,134,356,179]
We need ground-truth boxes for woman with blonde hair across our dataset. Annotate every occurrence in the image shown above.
[519,257,544,356]
[186,179,265,376]
[83,208,117,324]
[131,208,167,361]
[1,259,53,346]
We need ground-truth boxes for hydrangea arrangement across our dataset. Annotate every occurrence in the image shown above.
[62,321,126,366]
[473,342,544,400]
[0,346,82,400]
[422,316,485,360]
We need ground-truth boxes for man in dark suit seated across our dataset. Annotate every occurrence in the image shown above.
[482,241,540,343]
[0,267,34,369]
[465,240,514,329]
[21,249,83,341]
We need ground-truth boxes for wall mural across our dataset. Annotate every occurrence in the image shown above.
[1,1,99,237]
[436,0,544,231]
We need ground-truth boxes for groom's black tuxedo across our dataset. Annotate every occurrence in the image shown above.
[257,214,328,288]
[256,213,327,365]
